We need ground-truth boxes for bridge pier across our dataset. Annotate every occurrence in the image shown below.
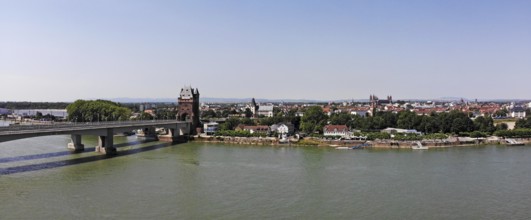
[137,127,159,141]
[95,128,116,155]
[159,128,180,142]
[67,134,84,152]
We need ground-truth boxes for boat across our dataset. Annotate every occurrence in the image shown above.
[412,141,428,150]
[335,146,350,150]
[335,143,369,150]
[506,139,525,146]
[351,143,370,149]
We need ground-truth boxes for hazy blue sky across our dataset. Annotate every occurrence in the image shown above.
[1,0,530,101]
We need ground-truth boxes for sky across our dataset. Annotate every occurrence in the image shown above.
[1,0,530,102]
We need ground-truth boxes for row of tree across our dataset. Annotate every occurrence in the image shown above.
[137,109,178,120]
[299,106,508,135]
[213,106,509,136]
[515,117,531,129]
[494,129,531,138]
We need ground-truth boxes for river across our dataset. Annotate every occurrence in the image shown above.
[1,135,530,219]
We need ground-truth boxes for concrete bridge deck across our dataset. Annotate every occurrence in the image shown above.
[0,120,191,155]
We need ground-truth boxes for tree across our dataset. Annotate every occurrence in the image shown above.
[155,109,177,120]
[201,109,217,118]
[474,116,496,133]
[66,100,132,122]
[300,106,328,134]
[273,107,282,116]
[140,112,154,120]
[35,111,43,120]
[515,117,531,129]
[221,117,241,130]
[446,111,474,133]
[240,118,256,126]
[496,123,508,131]
[494,109,508,117]
[329,112,352,126]
[291,116,301,131]
[397,111,418,129]
[244,108,253,118]
[220,110,230,118]
[43,114,56,121]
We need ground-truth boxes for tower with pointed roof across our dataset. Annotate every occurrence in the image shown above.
[178,86,200,134]
[251,98,259,116]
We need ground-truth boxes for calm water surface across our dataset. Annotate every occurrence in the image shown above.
[1,135,530,219]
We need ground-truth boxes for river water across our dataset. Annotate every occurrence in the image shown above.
[1,135,530,219]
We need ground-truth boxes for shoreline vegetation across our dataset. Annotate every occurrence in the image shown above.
[191,135,531,149]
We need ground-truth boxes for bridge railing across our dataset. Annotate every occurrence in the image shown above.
[0,120,182,133]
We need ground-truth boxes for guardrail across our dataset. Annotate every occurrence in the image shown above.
[0,120,184,134]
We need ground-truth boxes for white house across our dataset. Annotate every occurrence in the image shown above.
[323,125,351,137]
[510,107,526,119]
[381,127,422,135]
[350,107,372,117]
[270,123,294,135]
[257,105,274,117]
[203,122,219,135]
[240,125,270,134]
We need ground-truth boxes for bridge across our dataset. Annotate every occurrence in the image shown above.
[0,120,191,155]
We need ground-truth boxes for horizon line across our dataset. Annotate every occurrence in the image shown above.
[2,96,531,103]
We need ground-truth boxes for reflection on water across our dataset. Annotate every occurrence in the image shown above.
[0,141,150,164]
[0,142,170,175]
[1,136,531,219]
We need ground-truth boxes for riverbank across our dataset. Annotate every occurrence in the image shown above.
[191,135,531,149]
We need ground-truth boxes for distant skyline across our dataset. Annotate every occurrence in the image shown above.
[1,0,530,102]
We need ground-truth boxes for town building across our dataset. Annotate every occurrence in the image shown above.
[143,109,156,117]
[257,105,274,117]
[350,107,372,117]
[245,98,259,117]
[510,107,526,118]
[237,125,270,134]
[203,122,219,135]
[270,123,294,135]
[370,94,393,108]
[381,127,422,135]
[323,125,351,137]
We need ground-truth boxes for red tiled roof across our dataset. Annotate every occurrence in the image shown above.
[324,125,348,132]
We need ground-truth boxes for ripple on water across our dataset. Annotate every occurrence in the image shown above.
[2,140,531,219]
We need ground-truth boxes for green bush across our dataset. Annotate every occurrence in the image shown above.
[494,129,531,138]
[423,133,448,140]
[366,132,391,140]
[215,130,251,137]
[468,131,488,138]
[392,133,422,141]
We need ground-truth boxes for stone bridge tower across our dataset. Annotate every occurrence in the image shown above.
[178,86,200,134]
